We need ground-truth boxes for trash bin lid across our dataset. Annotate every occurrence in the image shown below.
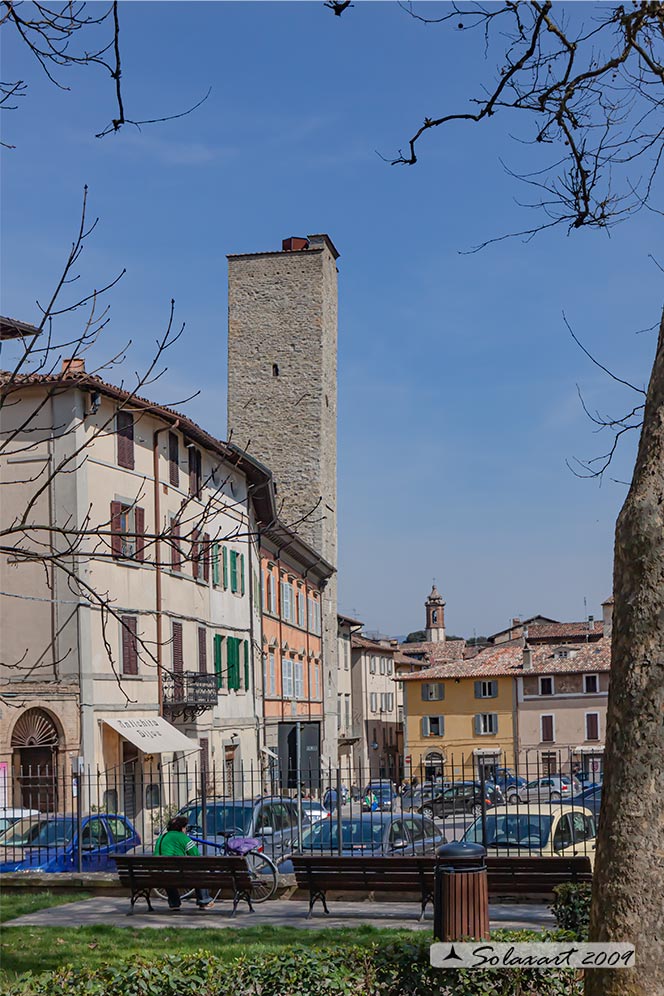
[437,840,486,866]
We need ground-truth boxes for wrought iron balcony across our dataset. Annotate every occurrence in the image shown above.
[163,671,217,718]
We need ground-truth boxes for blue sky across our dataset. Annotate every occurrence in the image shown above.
[2,2,661,637]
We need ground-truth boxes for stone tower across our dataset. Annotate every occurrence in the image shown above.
[425,584,446,643]
[227,234,339,760]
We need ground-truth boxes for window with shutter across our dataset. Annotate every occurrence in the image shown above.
[213,634,224,690]
[171,520,182,571]
[203,533,210,583]
[191,530,200,580]
[227,637,241,691]
[134,507,145,562]
[244,641,250,692]
[188,447,202,497]
[222,546,228,589]
[116,411,134,469]
[172,622,184,701]
[282,658,293,698]
[230,551,238,593]
[121,616,138,675]
[110,501,123,558]
[585,712,599,741]
[294,660,304,699]
[421,716,430,737]
[212,543,220,586]
[541,715,555,742]
[240,553,245,595]
[168,432,179,487]
[198,627,207,674]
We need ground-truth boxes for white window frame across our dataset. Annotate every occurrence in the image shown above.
[369,656,376,674]
[379,657,386,675]
[386,692,394,712]
[294,659,304,699]
[539,675,555,696]
[475,680,498,699]
[282,658,293,699]
[386,658,393,675]
[297,590,306,628]
[476,713,498,735]
[585,711,600,741]
[370,692,378,712]
[280,581,293,624]
[268,651,276,696]
[422,715,445,737]
[540,713,556,743]
[583,673,599,694]
[422,682,445,701]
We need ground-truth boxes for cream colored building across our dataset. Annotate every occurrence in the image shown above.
[0,362,277,818]
[336,613,363,772]
[350,634,405,783]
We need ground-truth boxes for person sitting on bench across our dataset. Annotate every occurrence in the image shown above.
[153,816,215,910]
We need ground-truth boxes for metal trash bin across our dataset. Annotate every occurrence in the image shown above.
[433,841,489,941]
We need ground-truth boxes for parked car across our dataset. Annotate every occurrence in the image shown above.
[417,781,502,820]
[506,775,582,804]
[300,800,329,823]
[362,784,397,812]
[0,813,140,872]
[0,808,40,834]
[463,804,597,867]
[364,779,397,797]
[569,785,602,820]
[175,796,306,859]
[278,812,445,872]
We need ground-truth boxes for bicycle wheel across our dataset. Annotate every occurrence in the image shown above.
[246,851,278,903]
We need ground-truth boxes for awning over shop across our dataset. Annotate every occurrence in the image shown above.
[102,716,200,753]
[574,745,605,754]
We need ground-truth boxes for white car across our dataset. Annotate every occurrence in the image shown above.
[0,807,41,833]
[301,801,329,823]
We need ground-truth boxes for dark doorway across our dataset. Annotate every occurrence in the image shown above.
[278,722,320,791]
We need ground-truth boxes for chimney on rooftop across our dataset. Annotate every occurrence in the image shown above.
[282,237,309,252]
[602,597,613,639]
[523,644,533,671]
[61,357,85,375]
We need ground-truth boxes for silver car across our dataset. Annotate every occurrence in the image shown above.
[507,775,581,804]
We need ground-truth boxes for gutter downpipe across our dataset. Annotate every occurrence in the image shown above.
[154,421,178,716]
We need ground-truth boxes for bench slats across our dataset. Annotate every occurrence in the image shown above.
[113,855,255,915]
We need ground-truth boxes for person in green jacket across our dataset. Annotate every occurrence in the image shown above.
[154,815,214,910]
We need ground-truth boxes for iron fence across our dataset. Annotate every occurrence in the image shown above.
[0,748,602,873]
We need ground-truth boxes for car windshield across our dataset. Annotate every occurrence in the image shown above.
[0,817,74,847]
[465,813,554,848]
[300,819,386,849]
[182,804,253,836]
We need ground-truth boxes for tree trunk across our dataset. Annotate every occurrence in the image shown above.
[586,310,664,996]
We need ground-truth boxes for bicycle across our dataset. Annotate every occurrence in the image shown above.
[152,829,278,905]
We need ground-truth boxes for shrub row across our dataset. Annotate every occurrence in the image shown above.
[550,882,592,939]
[3,932,583,996]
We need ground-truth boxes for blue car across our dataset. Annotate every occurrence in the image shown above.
[0,813,140,872]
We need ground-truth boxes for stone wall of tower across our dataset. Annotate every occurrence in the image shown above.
[227,237,339,760]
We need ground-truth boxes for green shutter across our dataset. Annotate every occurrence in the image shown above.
[212,544,220,586]
[230,551,238,593]
[240,553,245,596]
[243,640,250,692]
[228,637,240,691]
[222,546,228,589]
[214,634,224,689]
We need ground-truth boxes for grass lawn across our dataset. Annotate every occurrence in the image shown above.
[0,892,92,925]
[0,907,419,983]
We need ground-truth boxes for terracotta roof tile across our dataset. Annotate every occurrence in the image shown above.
[396,638,610,681]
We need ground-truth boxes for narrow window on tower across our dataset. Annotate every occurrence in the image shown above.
[272,363,279,377]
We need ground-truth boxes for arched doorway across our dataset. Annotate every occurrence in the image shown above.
[11,708,60,812]
[425,751,445,782]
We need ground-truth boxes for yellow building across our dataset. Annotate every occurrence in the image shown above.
[397,650,518,782]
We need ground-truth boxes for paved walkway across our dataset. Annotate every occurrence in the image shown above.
[8,897,554,932]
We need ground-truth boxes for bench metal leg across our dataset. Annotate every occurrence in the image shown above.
[130,889,153,912]
[307,890,329,918]
[232,889,254,916]
[419,890,433,922]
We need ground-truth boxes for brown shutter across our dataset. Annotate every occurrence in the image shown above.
[134,506,145,561]
[171,521,181,571]
[110,501,123,558]
[121,616,138,675]
[168,431,179,487]
[203,533,210,583]
[198,627,207,673]
[586,713,599,740]
[117,411,134,469]
[542,715,554,742]
[191,529,200,579]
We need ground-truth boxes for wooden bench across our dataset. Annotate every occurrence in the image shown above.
[291,855,437,919]
[113,855,255,915]
[291,854,592,919]
[486,855,592,896]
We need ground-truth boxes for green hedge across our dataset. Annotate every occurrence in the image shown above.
[551,883,592,939]
[2,932,583,996]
